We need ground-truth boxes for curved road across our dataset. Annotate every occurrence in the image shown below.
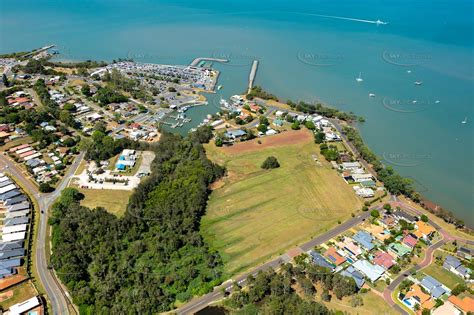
[176,211,371,314]
[0,152,84,314]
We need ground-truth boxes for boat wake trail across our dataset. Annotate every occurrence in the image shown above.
[290,12,388,25]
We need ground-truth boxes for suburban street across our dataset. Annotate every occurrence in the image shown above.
[0,152,84,315]
[176,211,371,314]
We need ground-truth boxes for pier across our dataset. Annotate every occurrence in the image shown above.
[247,60,259,94]
[23,44,56,58]
[189,57,228,67]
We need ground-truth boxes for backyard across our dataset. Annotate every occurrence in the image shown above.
[202,129,362,276]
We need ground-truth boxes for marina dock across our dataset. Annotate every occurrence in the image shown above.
[189,57,228,67]
[247,60,259,94]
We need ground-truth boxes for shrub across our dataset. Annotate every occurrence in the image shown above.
[261,156,280,169]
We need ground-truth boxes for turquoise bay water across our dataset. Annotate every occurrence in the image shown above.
[1,0,472,225]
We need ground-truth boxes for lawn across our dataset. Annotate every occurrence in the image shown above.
[422,262,463,290]
[75,187,133,217]
[202,130,362,276]
[1,137,33,151]
[312,283,398,315]
[0,281,37,310]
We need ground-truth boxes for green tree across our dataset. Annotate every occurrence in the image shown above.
[261,156,280,169]
[257,124,268,133]
[291,121,301,130]
[371,209,380,218]
[305,120,316,130]
[39,183,54,193]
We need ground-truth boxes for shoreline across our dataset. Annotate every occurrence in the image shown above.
[235,93,472,233]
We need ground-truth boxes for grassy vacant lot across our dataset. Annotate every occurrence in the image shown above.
[0,281,37,310]
[311,283,398,315]
[202,130,362,275]
[422,263,463,290]
[75,187,132,217]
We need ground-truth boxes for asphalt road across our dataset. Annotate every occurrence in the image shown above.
[176,211,371,314]
[0,152,84,314]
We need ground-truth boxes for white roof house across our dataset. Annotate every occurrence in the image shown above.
[15,147,33,155]
[0,184,17,195]
[122,149,136,156]
[23,153,42,161]
[2,224,27,234]
[6,296,40,315]
[352,173,374,182]
[2,231,26,242]
[342,162,361,170]
[5,210,30,219]
[353,259,385,282]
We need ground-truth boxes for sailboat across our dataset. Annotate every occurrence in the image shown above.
[461,117,468,124]
[356,72,363,82]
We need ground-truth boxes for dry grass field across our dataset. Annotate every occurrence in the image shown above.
[202,129,362,275]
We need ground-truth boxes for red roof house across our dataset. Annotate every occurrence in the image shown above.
[373,251,395,269]
[403,234,418,248]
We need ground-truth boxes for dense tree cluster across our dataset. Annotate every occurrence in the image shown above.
[225,257,359,313]
[94,85,128,105]
[246,86,279,101]
[320,143,339,161]
[50,129,225,313]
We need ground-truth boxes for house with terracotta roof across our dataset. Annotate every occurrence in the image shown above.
[415,221,436,239]
[448,295,474,314]
[338,237,362,258]
[324,247,346,266]
[402,234,418,248]
[380,215,396,228]
[366,224,391,242]
[373,251,395,270]
[403,284,436,311]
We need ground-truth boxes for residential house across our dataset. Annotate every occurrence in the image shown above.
[340,266,365,288]
[388,242,412,257]
[352,231,375,251]
[443,255,470,279]
[457,246,474,260]
[366,224,391,242]
[373,251,395,270]
[338,237,362,258]
[420,275,447,299]
[310,251,334,271]
[7,296,40,315]
[225,129,246,140]
[402,234,418,248]
[432,301,461,315]
[393,210,417,224]
[352,259,385,282]
[414,221,436,239]
[379,215,397,228]
[324,247,346,266]
[403,284,435,310]
[448,295,474,314]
